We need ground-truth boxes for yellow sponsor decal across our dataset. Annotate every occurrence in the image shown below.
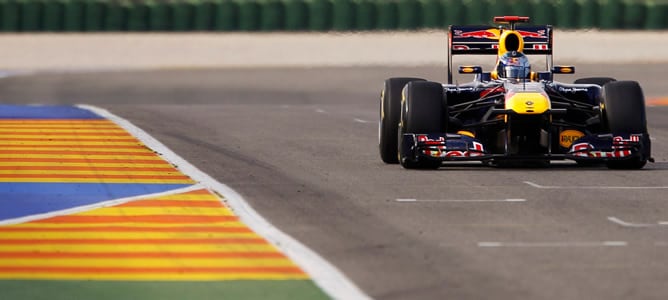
[559,129,585,148]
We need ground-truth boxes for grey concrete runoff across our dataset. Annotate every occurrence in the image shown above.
[0,30,667,72]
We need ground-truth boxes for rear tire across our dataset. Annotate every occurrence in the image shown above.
[399,81,445,169]
[601,80,649,169]
[574,77,616,86]
[379,77,425,164]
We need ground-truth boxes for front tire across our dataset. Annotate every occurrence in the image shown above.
[399,81,445,169]
[574,77,616,86]
[601,80,649,169]
[379,77,425,164]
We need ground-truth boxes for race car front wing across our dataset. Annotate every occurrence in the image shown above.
[401,133,650,162]
[567,133,650,161]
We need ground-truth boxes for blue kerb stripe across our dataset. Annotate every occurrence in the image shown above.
[0,105,103,119]
[0,105,192,222]
[0,183,192,221]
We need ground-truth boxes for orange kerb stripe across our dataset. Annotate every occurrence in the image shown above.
[0,145,145,149]
[0,138,138,142]
[648,97,668,106]
[0,132,131,136]
[0,251,285,259]
[0,120,113,123]
[0,158,169,164]
[120,200,223,208]
[0,237,266,245]
[35,215,238,223]
[0,150,156,156]
[0,125,119,129]
[0,266,304,274]
[0,226,250,233]
[180,189,214,195]
[0,166,176,172]
[0,174,190,180]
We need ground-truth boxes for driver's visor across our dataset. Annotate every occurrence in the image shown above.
[504,66,529,79]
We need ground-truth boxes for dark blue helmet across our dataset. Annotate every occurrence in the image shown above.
[496,51,531,79]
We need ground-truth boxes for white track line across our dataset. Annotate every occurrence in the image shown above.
[354,118,372,124]
[396,198,526,203]
[607,216,657,228]
[0,185,203,226]
[478,241,628,248]
[79,105,370,300]
[396,198,417,202]
[524,181,668,189]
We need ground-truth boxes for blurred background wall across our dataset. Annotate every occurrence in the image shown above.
[0,0,666,32]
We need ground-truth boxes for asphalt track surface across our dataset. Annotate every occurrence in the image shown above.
[2,64,668,299]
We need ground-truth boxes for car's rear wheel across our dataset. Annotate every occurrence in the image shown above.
[379,77,425,164]
[399,81,445,169]
[601,80,649,169]
[574,77,616,86]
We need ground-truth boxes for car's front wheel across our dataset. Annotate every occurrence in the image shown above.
[601,80,650,169]
[379,77,425,164]
[399,81,445,169]
[574,77,616,86]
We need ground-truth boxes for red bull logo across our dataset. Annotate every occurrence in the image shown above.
[455,29,500,39]
[516,30,548,39]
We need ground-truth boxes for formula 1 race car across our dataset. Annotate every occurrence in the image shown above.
[379,16,652,169]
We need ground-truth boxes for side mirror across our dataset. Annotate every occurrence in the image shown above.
[551,65,575,74]
[458,65,483,74]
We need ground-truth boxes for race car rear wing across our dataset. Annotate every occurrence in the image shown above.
[447,25,554,83]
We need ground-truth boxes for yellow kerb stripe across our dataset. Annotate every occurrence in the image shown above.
[0,170,184,176]
[0,178,195,184]
[0,154,165,160]
[0,162,175,168]
[74,207,235,217]
[0,244,278,253]
[0,273,309,281]
[0,258,296,268]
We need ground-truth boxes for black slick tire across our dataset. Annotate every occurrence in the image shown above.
[573,77,616,86]
[573,77,616,167]
[601,80,649,169]
[399,81,445,169]
[379,77,425,164]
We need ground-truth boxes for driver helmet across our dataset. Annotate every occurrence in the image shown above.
[496,51,531,79]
